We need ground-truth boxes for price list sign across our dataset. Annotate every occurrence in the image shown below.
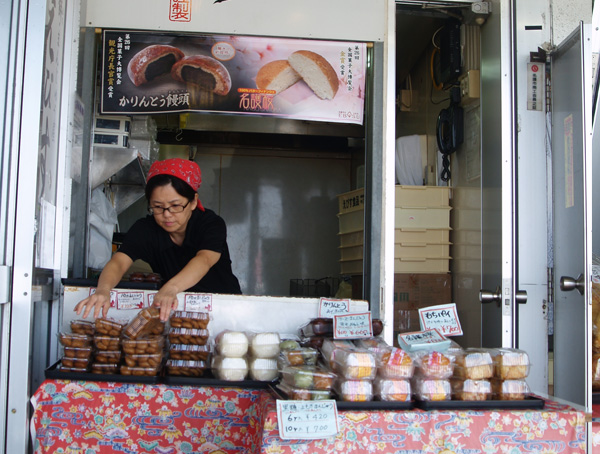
[276,400,339,440]
[333,312,372,339]
[318,298,350,317]
[418,303,463,336]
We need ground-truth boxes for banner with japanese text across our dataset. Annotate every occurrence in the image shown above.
[101,30,366,124]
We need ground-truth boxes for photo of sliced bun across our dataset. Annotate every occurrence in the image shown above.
[288,50,339,100]
[127,45,185,87]
[171,55,232,96]
[256,60,302,94]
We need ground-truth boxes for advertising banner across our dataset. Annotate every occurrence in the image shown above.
[101,30,366,124]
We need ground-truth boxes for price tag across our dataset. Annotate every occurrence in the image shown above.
[147,292,156,307]
[276,399,338,440]
[184,293,212,312]
[333,312,372,339]
[318,298,350,318]
[116,291,144,310]
[397,329,450,352]
[418,303,463,336]
[89,288,117,308]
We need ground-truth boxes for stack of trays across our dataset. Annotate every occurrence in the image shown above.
[337,185,451,274]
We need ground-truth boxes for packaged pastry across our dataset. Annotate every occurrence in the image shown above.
[355,337,391,357]
[211,355,248,381]
[70,320,95,336]
[215,331,249,357]
[492,379,530,400]
[120,364,161,376]
[166,359,209,377]
[413,378,451,401]
[94,350,122,364]
[249,358,279,381]
[303,336,327,350]
[301,318,383,338]
[277,382,331,401]
[94,318,127,337]
[63,346,93,359]
[278,347,319,367]
[279,339,301,351]
[168,328,210,346]
[59,332,92,348]
[280,366,336,390]
[331,348,377,380]
[93,335,121,351]
[169,344,211,362]
[122,335,165,355]
[335,379,374,402]
[169,311,210,330]
[320,338,355,368]
[61,356,90,369]
[378,347,415,379]
[249,332,281,358]
[453,349,494,380]
[91,363,119,374]
[451,378,492,401]
[373,377,411,402]
[593,354,600,391]
[124,352,163,368]
[491,348,530,379]
[414,351,454,379]
[123,307,165,339]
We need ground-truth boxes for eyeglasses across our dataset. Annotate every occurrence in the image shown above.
[148,199,191,215]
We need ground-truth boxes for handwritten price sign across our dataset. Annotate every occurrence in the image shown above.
[318,298,350,318]
[184,293,213,312]
[116,291,144,310]
[333,312,372,339]
[276,399,339,439]
[418,303,463,336]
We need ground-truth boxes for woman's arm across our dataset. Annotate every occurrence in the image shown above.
[152,249,221,321]
[74,252,133,319]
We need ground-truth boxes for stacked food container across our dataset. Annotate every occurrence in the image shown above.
[166,311,211,377]
[337,185,451,274]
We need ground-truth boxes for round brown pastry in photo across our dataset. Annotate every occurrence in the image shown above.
[256,60,301,94]
[171,55,232,96]
[288,50,339,100]
[127,45,184,87]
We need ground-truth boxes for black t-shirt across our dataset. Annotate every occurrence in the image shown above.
[118,209,241,294]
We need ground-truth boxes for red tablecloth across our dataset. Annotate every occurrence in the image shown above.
[31,380,587,454]
[592,404,600,449]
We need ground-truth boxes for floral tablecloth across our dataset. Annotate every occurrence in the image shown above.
[592,404,600,450]
[31,380,587,454]
[260,395,587,454]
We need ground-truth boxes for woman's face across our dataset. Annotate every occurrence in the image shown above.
[149,183,197,236]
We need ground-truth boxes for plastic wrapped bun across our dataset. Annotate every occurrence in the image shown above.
[212,355,248,381]
[332,348,377,380]
[413,378,451,401]
[491,348,530,379]
[249,357,278,381]
[492,379,530,400]
[277,382,331,401]
[250,332,281,358]
[216,331,249,358]
[281,366,336,390]
[415,351,454,379]
[336,379,373,402]
[454,348,494,380]
[593,354,600,391]
[374,377,411,402]
[379,347,414,379]
[320,338,355,369]
[451,378,492,401]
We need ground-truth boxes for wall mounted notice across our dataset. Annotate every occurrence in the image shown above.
[333,312,372,339]
[276,399,338,440]
[418,303,463,336]
[101,30,366,124]
[318,298,350,317]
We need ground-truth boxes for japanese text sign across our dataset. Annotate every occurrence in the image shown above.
[333,312,372,339]
[276,399,339,440]
[397,329,450,352]
[318,298,350,318]
[101,30,366,125]
[184,293,213,312]
[418,303,463,336]
[116,291,144,310]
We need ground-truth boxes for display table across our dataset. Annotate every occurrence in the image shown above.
[31,380,587,454]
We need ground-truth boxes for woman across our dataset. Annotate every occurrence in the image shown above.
[75,158,241,321]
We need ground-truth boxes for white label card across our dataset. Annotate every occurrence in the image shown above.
[318,298,350,318]
[333,312,372,339]
[398,329,446,347]
[418,303,463,336]
[116,291,144,310]
[184,293,212,312]
[89,288,117,308]
[276,399,339,440]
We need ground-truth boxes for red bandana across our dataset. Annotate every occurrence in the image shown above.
[146,158,205,211]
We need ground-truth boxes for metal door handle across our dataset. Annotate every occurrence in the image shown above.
[480,287,527,305]
[560,274,585,295]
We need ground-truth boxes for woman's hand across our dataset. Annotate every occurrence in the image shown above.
[74,290,112,319]
[152,284,180,322]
